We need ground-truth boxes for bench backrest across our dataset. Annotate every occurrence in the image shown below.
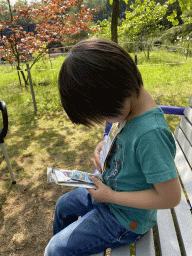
[92,95,192,256]
[157,95,192,256]
[134,94,192,253]
[174,95,192,209]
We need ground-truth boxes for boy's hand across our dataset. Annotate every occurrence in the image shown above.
[93,141,106,173]
[88,175,114,203]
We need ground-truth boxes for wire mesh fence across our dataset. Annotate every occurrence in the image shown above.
[121,41,192,58]
[1,41,192,67]
[120,41,192,65]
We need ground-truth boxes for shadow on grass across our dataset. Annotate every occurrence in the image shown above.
[0,108,104,255]
[0,179,74,255]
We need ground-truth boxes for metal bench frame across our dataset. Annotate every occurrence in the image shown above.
[0,100,16,184]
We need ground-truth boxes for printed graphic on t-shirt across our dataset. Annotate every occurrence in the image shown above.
[100,122,126,171]
[103,139,125,189]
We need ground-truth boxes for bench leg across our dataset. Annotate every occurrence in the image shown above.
[1,143,16,184]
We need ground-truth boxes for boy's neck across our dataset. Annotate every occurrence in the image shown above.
[124,87,157,123]
[105,87,157,126]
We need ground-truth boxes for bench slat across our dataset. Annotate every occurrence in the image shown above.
[172,190,192,256]
[110,245,130,256]
[180,116,192,145]
[173,133,192,255]
[184,105,192,125]
[135,229,155,256]
[157,209,181,255]
[174,126,192,168]
[175,139,192,207]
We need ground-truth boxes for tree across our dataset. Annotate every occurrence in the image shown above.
[158,0,192,26]
[110,0,129,43]
[119,0,168,58]
[109,0,192,43]
[121,0,168,39]
[0,0,97,86]
[177,0,192,12]
[88,0,128,43]
[91,0,168,44]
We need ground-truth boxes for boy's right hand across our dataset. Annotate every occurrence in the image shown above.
[93,141,106,174]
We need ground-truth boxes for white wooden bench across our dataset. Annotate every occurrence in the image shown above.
[91,95,192,256]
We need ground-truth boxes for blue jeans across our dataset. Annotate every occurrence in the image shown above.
[45,188,146,256]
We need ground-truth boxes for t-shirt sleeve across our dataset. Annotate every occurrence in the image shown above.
[136,128,178,184]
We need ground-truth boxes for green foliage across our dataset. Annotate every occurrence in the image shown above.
[181,9,192,24]
[89,19,111,39]
[161,23,192,44]
[165,0,192,25]
[167,9,179,26]
[89,17,125,41]
[177,0,192,11]
[120,0,167,42]
[164,0,191,12]
[90,0,192,47]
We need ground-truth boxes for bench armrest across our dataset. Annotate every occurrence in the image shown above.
[0,100,8,143]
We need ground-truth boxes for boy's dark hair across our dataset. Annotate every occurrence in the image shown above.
[58,37,143,126]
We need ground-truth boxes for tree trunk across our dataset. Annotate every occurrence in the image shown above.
[17,66,22,87]
[17,64,28,87]
[20,69,28,87]
[111,0,119,43]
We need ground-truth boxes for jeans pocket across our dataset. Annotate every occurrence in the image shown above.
[118,230,130,241]
[116,229,142,246]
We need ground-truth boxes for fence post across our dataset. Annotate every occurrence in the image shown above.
[135,54,138,65]
[26,64,37,114]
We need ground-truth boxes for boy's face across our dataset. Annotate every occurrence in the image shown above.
[104,98,131,125]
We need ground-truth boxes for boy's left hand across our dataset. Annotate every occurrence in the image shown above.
[87,176,114,203]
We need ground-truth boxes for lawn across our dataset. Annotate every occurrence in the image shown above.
[0,50,192,255]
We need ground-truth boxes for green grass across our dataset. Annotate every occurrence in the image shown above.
[0,51,191,255]
[0,56,65,126]
[1,51,191,130]
[138,60,192,131]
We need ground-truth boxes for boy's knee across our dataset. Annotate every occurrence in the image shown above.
[45,236,73,256]
[45,237,62,256]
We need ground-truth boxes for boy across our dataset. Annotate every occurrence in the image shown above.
[45,37,181,256]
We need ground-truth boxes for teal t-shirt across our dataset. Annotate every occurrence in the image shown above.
[102,108,178,235]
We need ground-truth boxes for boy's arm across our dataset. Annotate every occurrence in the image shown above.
[88,176,181,210]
